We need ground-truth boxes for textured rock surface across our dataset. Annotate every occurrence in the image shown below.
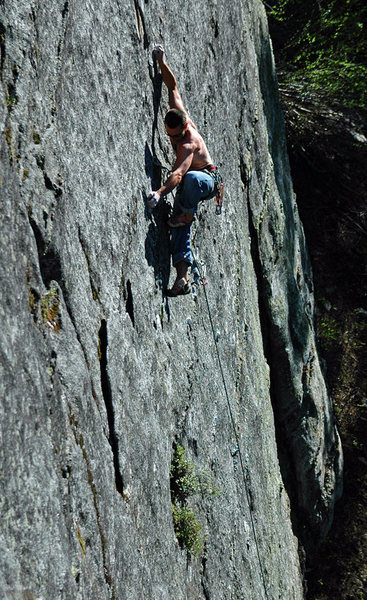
[0,1,342,599]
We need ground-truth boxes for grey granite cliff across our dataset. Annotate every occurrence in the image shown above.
[0,1,342,599]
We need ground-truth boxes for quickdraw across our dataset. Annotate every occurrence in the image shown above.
[215,180,224,215]
[202,165,224,215]
[192,260,208,287]
[197,262,208,286]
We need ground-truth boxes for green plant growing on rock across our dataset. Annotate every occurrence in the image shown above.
[172,504,203,557]
[170,445,218,557]
[170,445,202,556]
[170,444,200,503]
[41,286,61,332]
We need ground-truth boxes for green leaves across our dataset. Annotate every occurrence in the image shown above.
[266,0,367,108]
[171,504,203,557]
[170,445,202,556]
[170,445,199,504]
[170,445,219,556]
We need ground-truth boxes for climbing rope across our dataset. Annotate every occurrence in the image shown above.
[191,246,270,600]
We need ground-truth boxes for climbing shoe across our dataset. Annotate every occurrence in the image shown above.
[165,278,191,297]
[168,212,195,228]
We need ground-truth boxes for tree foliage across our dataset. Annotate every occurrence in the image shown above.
[266,0,367,108]
[266,5,367,600]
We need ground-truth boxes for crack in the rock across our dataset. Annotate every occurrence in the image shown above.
[200,545,210,600]
[245,177,301,539]
[57,1,70,57]
[43,172,62,199]
[28,215,62,287]
[0,21,5,79]
[28,214,100,406]
[35,155,63,200]
[78,227,101,303]
[61,0,69,20]
[124,280,135,327]
[67,402,116,598]
[133,0,149,48]
[99,319,124,495]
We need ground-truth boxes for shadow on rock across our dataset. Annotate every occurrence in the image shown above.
[144,189,171,295]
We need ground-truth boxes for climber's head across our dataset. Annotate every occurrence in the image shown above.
[165,109,188,140]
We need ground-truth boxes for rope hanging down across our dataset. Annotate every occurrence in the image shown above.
[191,246,270,600]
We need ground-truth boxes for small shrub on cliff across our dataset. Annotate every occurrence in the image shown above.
[170,445,218,557]
[172,504,203,557]
[170,445,202,556]
[170,444,199,503]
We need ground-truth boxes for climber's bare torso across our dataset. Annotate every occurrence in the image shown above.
[170,119,213,171]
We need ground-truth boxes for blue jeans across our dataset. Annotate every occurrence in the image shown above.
[170,170,216,266]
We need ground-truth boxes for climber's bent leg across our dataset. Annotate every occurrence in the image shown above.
[173,171,214,215]
[170,224,192,266]
[167,227,192,296]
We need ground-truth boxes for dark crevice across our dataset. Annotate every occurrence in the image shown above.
[7,81,17,111]
[35,154,63,200]
[67,402,115,596]
[147,47,163,184]
[0,21,5,79]
[28,214,99,402]
[44,172,63,199]
[200,546,210,600]
[133,0,149,49]
[99,320,124,495]
[211,18,219,39]
[28,215,62,287]
[246,190,301,539]
[57,2,69,57]
[143,54,171,296]
[125,280,135,327]
[36,154,45,169]
[28,215,103,412]
[78,227,101,302]
[62,1,69,19]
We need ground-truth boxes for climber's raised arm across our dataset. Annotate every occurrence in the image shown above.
[153,45,186,114]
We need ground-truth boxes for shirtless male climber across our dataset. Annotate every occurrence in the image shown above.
[147,45,222,297]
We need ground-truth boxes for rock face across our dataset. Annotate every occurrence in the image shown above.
[0,1,342,599]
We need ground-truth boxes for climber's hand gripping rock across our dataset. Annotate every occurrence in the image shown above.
[147,190,161,209]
